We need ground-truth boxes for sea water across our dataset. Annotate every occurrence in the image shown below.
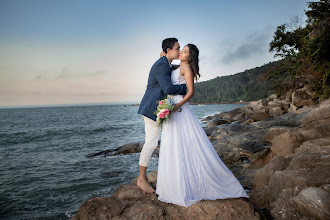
[0,103,246,220]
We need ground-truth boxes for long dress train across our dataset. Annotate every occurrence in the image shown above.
[156,67,249,207]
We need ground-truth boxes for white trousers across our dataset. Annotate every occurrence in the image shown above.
[139,116,161,167]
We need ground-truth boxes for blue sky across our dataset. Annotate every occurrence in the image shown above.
[0,0,312,106]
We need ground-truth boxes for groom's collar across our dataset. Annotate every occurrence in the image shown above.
[164,56,172,68]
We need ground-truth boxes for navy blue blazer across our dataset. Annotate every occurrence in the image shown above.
[138,56,187,121]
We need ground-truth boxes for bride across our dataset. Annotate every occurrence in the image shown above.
[156,44,249,207]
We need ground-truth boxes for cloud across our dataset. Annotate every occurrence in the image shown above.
[34,67,108,80]
[220,26,274,64]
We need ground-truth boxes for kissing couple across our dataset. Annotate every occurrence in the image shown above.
[137,38,249,207]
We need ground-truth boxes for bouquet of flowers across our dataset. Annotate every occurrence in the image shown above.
[154,96,176,127]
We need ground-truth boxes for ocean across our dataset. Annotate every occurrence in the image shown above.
[0,103,246,220]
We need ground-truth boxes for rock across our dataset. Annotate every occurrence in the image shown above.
[232,112,245,121]
[72,197,259,220]
[72,173,260,220]
[248,148,272,167]
[112,184,157,200]
[268,107,283,117]
[270,131,305,157]
[294,137,330,155]
[106,171,123,177]
[71,197,126,220]
[292,87,314,107]
[295,105,315,114]
[284,91,292,102]
[239,118,255,125]
[261,98,269,107]
[203,126,219,136]
[211,125,271,172]
[292,185,330,220]
[251,111,268,121]
[298,123,330,142]
[268,94,277,101]
[301,102,330,129]
[87,142,145,157]
[243,107,255,118]
[269,187,306,220]
[116,142,144,155]
[278,100,290,112]
[314,122,330,135]
[263,144,330,205]
[255,111,310,129]
[267,101,282,109]
[252,156,290,190]
[262,127,292,142]
[75,96,330,220]
[201,115,214,122]
[222,108,244,120]
[288,103,298,112]
[206,118,230,128]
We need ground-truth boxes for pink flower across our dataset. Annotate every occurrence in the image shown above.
[159,101,163,105]
[159,112,165,118]
[164,109,169,115]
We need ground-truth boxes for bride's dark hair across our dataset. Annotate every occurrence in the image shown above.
[187,44,200,81]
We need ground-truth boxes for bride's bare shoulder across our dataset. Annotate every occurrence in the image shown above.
[180,65,193,76]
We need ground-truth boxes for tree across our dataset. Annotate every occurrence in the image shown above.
[267,0,330,100]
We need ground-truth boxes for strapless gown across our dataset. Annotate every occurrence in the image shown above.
[156,67,249,207]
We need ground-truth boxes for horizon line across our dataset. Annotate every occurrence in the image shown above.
[0,101,141,109]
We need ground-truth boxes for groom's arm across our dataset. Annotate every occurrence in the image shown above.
[154,62,187,95]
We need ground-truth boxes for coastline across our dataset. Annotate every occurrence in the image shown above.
[72,93,330,220]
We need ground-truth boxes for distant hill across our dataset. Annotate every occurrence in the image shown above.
[190,62,278,103]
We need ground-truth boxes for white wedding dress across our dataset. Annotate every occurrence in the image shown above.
[156,67,249,207]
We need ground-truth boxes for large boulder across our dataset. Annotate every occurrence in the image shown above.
[301,101,330,129]
[292,185,330,220]
[267,101,282,109]
[206,117,230,128]
[268,185,330,220]
[71,171,260,220]
[292,87,314,107]
[268,107,283,117]
[269,131,305,157]
[254,111,309,129]
[262,127,292,143]
[252,156,290,190]
[222,108,244,121]
[263,144,330,206]
[269,187,306,220]
[294,137,330,155]
[250,110,269,122]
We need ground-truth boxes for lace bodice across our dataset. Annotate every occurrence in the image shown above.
[171,67,186,85]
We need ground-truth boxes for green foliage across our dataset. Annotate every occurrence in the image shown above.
[268,0,330,101]
[190,62,276,103]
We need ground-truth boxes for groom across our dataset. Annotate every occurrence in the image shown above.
[137,38,187,193]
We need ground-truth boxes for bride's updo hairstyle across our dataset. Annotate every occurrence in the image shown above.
[187,44,200,81]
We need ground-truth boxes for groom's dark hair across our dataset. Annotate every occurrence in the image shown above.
[162,38,178,54]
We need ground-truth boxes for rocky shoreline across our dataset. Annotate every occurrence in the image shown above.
[73,92,330,220]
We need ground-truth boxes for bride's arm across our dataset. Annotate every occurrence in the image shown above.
[174,67,194,111]
[160,51,179,70]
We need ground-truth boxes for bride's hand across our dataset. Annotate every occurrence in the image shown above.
[160,51,166,57]
[173,104,182,112]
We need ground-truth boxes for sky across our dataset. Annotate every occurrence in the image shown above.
[0,0,313,107]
